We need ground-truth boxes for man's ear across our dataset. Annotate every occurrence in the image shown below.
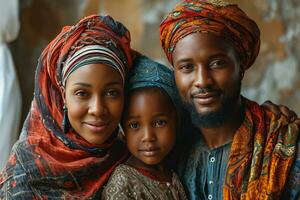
[240,68,245,80]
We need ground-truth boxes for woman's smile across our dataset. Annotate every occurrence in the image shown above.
[83,120,110,132]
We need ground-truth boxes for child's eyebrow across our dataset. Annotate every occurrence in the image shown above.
[153,113,167,117]
[153,111,174,116]
[125,115,140,120]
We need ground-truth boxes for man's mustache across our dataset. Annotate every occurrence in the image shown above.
[191,88,221,98]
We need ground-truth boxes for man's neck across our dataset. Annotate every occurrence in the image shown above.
[199,99,244,149]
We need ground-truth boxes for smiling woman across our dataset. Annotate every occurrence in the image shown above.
[64,63,124,145]
[0,15,133,199]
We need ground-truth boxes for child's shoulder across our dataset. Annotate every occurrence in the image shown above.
[108,164,133,181]
[102,164,144,199]
[105,164,143,188]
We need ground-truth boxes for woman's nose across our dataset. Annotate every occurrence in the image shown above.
[88,96,108,116]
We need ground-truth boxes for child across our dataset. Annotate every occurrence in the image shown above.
[102,55,188,200]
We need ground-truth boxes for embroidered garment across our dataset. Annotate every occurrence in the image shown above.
[0,15,132,199]
[159,0,260,69]
[178,97,299,200]
[102,164,188,200]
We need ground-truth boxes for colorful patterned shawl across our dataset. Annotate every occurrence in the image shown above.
[224,98,299,199]
[0,15,132,199]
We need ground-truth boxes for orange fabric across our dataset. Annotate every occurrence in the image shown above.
[223,98,299,199]
[160,0,260,69]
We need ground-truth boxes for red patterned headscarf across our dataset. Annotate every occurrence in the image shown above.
[0,15,131,199]
[160,0,260,70]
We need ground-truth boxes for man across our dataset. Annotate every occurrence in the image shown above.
[160,0,300,199]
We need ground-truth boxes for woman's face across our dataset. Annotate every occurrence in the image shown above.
[64,63,124,145]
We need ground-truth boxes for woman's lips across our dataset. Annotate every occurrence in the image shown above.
[83,121,109,132]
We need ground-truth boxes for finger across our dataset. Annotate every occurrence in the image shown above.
[289,111,297,122]
[280,106,299,122]
[261,100,280,118]
[293,118,300,127]
[279,105,291,119]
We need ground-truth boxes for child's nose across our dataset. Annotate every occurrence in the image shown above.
[141,126,156,142]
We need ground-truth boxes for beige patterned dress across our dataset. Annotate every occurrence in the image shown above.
[101,164,188,200]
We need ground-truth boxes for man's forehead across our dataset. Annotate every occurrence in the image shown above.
[172,32,237,62]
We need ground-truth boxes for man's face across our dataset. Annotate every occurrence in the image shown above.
[172,32,243,127]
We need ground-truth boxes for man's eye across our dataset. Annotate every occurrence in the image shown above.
[128,122,140,129]
[210,60,227,68]
[105,90,120,97]
[154,119,167,127]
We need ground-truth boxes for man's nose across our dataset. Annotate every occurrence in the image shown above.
[194,65,213,88]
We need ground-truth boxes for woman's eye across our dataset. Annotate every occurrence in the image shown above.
[154,119,167,127]
[75,91,88,97]
[105,89,120,97]
[128,122,140,129]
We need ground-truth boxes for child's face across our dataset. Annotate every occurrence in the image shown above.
[124,88,177,166]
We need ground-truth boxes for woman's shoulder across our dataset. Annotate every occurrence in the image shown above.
[0,139,36,199]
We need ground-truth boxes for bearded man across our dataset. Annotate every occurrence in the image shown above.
[160,0,300,199]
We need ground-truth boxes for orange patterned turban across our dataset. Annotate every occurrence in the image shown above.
[160,0,260,70]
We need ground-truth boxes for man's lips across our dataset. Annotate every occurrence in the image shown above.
[192,91,220,105]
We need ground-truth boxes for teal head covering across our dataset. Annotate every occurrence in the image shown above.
[128,55,181,109]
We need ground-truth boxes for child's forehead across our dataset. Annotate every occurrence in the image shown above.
[127,87,175,111]
[130,87,171,102]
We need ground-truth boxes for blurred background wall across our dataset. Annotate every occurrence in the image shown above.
[11,0,300,126]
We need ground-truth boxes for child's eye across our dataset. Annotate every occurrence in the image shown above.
[178,63,194,73]
[128,122,140,129]
[154,119,167,127]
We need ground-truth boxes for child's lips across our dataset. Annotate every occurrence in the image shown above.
[139,147,160,156]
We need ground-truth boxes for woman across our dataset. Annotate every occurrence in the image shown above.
[0,15,132,199]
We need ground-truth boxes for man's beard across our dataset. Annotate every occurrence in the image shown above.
[183,84,241,128]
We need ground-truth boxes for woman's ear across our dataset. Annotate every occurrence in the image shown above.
[61,87,66,105]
